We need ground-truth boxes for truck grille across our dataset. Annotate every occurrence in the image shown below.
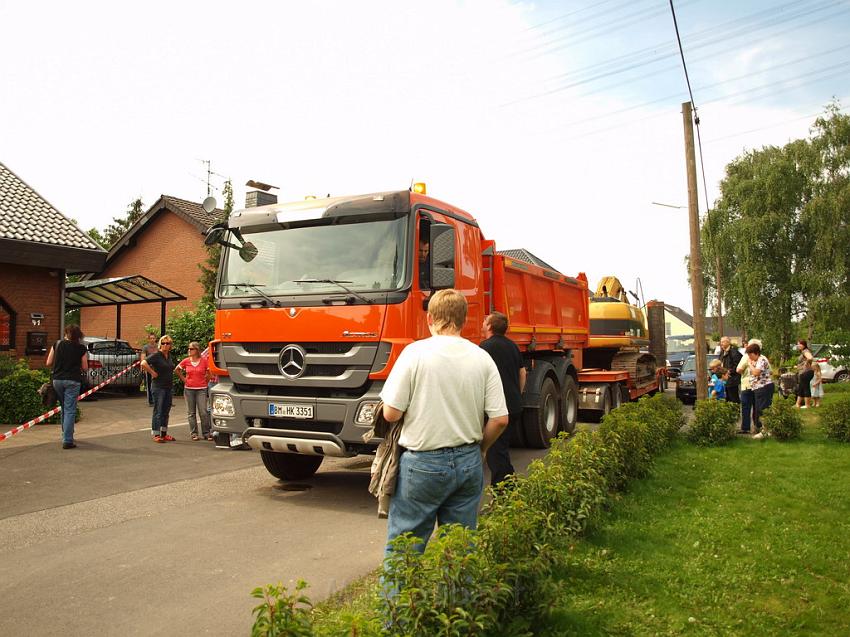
[242,342,354,355]
[221,341,387,389]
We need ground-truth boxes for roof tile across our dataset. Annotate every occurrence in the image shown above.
[0,161,103,251]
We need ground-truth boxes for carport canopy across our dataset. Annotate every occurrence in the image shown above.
[65,275,187,339]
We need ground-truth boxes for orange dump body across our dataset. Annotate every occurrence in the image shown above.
[486,245,589,365]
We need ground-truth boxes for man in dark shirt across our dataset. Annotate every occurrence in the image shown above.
[418,238,430,289]
[480,311,526,486]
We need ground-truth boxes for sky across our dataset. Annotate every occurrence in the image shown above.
[1,0,848,311]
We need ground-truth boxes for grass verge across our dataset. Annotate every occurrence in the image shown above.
[544,401,850,636]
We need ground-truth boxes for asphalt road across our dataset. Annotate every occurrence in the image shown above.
[0,392,551,636]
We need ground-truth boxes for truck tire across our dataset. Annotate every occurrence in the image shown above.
[560,376,579,434]
[523,377,560,448]
[260,451,324,481]
[619,384,630,405]
[610,383,622,410]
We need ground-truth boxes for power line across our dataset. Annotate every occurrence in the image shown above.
[502,0,848,107]
[669,0,711,215]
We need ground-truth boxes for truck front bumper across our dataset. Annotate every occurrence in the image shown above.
[208,380,383,456]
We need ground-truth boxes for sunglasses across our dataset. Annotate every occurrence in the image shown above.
[161,341,173,345]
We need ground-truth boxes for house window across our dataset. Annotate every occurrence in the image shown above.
[0,297,15,350]
[665,321,671,336]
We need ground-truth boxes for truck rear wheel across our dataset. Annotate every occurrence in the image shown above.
[260,451,324,481]
[523,377,560,448]
[560,376,578,434]
[611,384,622,410]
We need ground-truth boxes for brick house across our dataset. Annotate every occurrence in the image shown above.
[0,161,106,365]
[79,195,222,348]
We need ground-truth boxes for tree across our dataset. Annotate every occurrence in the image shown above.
[702,102,850,361]
[199,179,233,304]
[87,197,145,250]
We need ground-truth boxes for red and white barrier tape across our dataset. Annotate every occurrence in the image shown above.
[0,360,141,442]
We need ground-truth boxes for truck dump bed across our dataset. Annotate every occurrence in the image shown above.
[487,247,590,358]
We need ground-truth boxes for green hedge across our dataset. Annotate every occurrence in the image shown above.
[0,355,81,427]
[821,396,850,442]
[250,394,685,636]
[687,399,738,446]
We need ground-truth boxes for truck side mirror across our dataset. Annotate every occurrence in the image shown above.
[204,225,227,247]
[429,223,455,289]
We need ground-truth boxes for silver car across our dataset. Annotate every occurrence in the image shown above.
[811,344,849,383]
[83,337,144,394]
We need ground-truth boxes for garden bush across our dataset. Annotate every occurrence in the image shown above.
[250,580,314,637]
[820,396,850,442]
[379,527,514,636]
[0,359,50,425]
[761,395,803,441]
[250,395,686,636]
[687,399,738,446]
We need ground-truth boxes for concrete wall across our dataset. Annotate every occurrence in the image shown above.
[80,211,207,348]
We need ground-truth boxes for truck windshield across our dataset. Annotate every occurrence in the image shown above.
[219,215,408,297]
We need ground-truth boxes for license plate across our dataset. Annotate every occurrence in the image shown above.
[268,403,314,419]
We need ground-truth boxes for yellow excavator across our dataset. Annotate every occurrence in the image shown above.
[583,276,657,387]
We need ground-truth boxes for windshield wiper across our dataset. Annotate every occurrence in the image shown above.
[221,283,282,307]
[293,279,371,305]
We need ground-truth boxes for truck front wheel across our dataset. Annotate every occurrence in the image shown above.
[260,451,324,481]
[523,377,560,448]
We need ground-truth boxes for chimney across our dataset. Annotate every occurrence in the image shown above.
[245,190,278,208]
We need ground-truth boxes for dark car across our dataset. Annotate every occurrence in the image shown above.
[666,335,695,378]
[675,354,710,404]
[83,337,143,395]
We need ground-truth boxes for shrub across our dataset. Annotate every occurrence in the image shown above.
[250,580,314,637]
[820,396,850,442]
[761,396,803,441]
[687,399,738,446]
[0,360,49,425]
[380,527,514,636]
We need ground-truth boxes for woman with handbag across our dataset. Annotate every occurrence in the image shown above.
[45,324,88,449]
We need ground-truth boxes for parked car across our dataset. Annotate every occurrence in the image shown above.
[83,337,143,395]
[675,354,710,404]
[666,334,695,373]
[810,344,849,383]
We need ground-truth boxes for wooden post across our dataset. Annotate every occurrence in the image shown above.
[160,301,166,337]
[683,102,708,400]
[116,304,122,339]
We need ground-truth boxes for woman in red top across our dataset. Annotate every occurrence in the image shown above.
[177,341,212,440]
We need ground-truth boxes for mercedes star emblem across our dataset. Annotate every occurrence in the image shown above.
[278,344,307,379]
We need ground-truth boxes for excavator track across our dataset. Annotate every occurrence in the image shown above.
[611,351,657,388]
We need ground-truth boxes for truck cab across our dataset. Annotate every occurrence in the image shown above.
[206,189,479,479]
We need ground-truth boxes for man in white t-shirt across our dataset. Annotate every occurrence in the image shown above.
[380,289,509,552]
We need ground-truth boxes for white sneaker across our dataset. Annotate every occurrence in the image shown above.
[752,432,765,440]
[800,406,808,409]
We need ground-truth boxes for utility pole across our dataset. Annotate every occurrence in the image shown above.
[683,101,707,400]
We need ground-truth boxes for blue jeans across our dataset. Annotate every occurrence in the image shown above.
[53,380,80,444]
[151,387,173,435]
[753,384,775,432]
[386,443,484,554]
[740,389,754,432]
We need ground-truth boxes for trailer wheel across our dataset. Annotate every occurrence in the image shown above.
[523,377,560,448]
[619,384,630,405]
[260,451,324,481]
[560,376,578,434]
[581,386,612,423]
[610,384,622,410]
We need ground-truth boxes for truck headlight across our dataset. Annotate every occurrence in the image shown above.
[355,401,381,425]
[211,394,235,417]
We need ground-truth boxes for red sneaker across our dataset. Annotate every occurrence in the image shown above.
[162,434,175,442]
[153,435,165,443]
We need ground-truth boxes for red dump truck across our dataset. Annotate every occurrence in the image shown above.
[204,187,655,480]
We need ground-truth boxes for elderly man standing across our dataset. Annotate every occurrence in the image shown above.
[718,336,743,404]
[380,289,509,552]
